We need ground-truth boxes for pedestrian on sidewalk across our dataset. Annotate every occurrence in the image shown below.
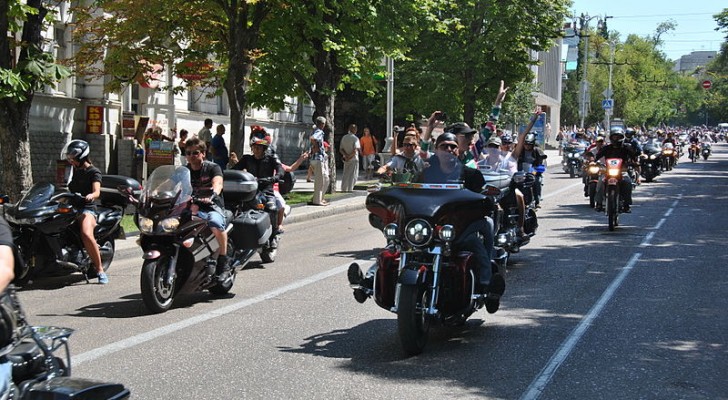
[340,124,361,192]
[308,116,330,206]
[360,127,378,180]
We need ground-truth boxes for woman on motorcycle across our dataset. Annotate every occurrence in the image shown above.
[64,140,106,284]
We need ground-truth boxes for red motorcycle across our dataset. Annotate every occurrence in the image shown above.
[348,182,501,355]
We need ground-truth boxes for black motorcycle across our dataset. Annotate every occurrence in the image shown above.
[0,175,139,284]
[350,180,501,355]
[701,143,711,160]
[0,287,130,399]
[640,142,662,182]
[562,143,586,178]
[136,165,240,313]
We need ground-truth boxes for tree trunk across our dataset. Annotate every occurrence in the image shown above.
[0,100,34,200]
[463,68,476,126]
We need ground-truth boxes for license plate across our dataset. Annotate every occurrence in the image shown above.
[608,178,618,185]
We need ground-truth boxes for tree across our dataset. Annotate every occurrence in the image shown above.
[72,0,273,155]
[249,0,429,192]
[0,0,71,199]
[393,0,570,127]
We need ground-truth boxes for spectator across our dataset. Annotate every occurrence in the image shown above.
[359,127,378,180]
[340,124,361,192]
[197,118,213,149]
[211,124,229,170]
[308,116,330,206]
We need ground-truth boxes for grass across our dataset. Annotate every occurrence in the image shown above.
[121,214,138,235]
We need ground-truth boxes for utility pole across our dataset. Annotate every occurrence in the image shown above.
[579,14,590,130]
[605,41,615,131]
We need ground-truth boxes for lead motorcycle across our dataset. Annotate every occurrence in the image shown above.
[0,175,139,284]
[348,179,502,355]
[136,165,240,313]
[604,158,627,231]
[0,287,130,399]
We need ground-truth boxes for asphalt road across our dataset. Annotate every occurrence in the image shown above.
[15,144,728,399]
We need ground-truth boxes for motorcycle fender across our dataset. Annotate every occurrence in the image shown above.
[607,178,618,185]
[26,376,130,399]
[142,249,162,260]
[398,268,422,286]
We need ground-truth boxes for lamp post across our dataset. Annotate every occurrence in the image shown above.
[577,14,608,129]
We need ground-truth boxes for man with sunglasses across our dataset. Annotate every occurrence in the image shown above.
[184,138,230,282]
[377,135,426,177]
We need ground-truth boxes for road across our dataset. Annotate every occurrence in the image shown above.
[16,144,728,399]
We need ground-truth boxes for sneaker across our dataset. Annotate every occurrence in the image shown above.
[98,272,109,284]
[485,273,506,314]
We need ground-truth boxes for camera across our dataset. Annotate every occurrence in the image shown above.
[434,111,447,121]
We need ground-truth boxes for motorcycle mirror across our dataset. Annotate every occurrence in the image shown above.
[0,195,8,204]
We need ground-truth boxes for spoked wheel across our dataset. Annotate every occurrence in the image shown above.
[141,258,175,313]
[397,283,430,356]
[607,188,619,231]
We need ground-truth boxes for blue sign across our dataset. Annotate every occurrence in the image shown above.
[602,99,614,109]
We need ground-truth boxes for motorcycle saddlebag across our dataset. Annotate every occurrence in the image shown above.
[100,175,142,207]
[223,170,258,207]
[26,376,130,399]
[231,210,272,249]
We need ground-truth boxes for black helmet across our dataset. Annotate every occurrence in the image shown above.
[524,133,536,145]
[64,140,90,162]
[625,128,636,137]
[609,127,624,145]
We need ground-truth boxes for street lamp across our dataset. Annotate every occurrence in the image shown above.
[577,13,610,129]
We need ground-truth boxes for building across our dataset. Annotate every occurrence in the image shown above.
[673,51,718,75]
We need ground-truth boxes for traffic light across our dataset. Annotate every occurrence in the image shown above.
[599,19,608,39]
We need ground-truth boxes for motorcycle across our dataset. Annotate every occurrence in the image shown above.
[639,142,662,182]
[136,165,241,313]
[0,175,139,284]
[222,170,283,265]
[561,143,586,178]
[0,287,130,399]
[661,143,676,171]
[349,181,501,355]
[584,161,605,209]
[701,142,711,160]
[689,142,700,163]
[604,158,626,231]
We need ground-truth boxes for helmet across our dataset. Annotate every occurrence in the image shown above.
[625,128,636,137]
[501,134,514,144]
[64,140,90,162]
[251,136,270,147]
[524,133,536,145]
[609,127,624,145]
[250,125,271,147]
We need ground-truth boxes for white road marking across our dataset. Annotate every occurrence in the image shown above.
[73,260,373,366]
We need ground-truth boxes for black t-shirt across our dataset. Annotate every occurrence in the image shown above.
[187,161,224,211]
[418,155,485,193]
[0,216,19,276]
[68,165,102,197]
[595,144,637,165]
[232,154,284,194]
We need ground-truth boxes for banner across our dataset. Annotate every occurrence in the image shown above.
[85,106,104,134]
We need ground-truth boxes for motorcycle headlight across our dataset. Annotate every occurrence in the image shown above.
[138,216,154,233]
[160,217,180,233]
[570,153,579,158]
[405,219,433,247]
[588,166,600,174]
[607,168,621,177]
[649,154,657,160]
[383,223,398,240]
[438,225,454,242]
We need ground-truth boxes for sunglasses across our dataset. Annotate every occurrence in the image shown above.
[437,143,458,150]
[403,143,415,147]
[185,150,201,156]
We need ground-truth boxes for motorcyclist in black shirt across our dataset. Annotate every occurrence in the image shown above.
[624,128,642,185]
[595,127,637,213]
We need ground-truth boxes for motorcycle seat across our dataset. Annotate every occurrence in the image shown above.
[6,339,45,383]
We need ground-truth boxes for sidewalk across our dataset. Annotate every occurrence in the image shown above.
[285,169,371,225]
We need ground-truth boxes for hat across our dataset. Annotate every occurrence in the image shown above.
[486,135,502,147]
[435,132,458,147]
[445,122,477,136]
[596,136,605,142]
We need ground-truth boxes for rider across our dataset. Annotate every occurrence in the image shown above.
[64,140,106,284]
[231,131,285,236]
[624,127,642,184]
[184,137,230,282]
[376,134,426,178]
[594,127,637,213]
[0,216,16,394]
[518,133,546,208]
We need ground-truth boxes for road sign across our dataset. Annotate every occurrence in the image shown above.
[602,88,613,98]
[702,80,712,89]
[602,99,614,109]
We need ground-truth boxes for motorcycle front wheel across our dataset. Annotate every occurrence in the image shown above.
[397,283,430,356]
[588,182,596,208]
[141,258,175,313]
[607,188,619,231]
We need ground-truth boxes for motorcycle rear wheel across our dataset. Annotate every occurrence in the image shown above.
[397,284,430,356]
[141,259,175,313]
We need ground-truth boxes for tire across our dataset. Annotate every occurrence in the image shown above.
[588,182,596,208]
[99,238,115,272]
[569,166,575,179]
[397,283,430,356]
[140,258,175,313]
[607,188,618,231]
[703,155,708,160]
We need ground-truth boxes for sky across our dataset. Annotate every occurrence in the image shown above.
[569,0,726,61]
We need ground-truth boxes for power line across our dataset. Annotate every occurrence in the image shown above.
[612,13,716,18]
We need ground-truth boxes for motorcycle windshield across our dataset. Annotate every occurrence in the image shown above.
[15,182,54,211]
[141,165,193,207]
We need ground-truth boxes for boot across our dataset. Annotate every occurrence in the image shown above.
[216,254,231,283]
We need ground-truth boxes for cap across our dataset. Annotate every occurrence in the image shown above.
[486,135,502,147]
[445,122,477,136]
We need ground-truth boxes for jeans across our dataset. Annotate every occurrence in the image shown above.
[454,217,494,286]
